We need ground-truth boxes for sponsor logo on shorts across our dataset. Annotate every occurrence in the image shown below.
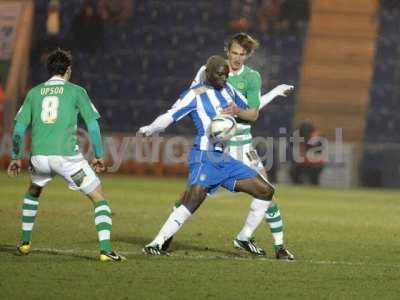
[71,169,87,187]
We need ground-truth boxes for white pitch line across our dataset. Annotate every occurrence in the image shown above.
[14,247,400,269]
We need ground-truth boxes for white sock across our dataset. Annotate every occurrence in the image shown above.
[151,205,191,246]
[237,198,271,241]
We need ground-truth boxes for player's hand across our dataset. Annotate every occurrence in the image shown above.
[91,158,106,173]
[222,102,240,116]
[137,125,153,137]
[7,159,22,177]
[274,84,294,97]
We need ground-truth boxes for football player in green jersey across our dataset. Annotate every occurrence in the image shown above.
[163,33,295,259]
[7,49,125,262]
[222,33,294,260]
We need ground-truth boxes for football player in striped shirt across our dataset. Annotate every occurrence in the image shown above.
[139,55,277,256]
[190,33,295,260]
[163,33,294,259]
[7,49,124,262]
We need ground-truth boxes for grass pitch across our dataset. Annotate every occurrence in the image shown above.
[1,173,400,299]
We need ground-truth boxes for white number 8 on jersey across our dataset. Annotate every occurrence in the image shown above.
[41,96,59,124]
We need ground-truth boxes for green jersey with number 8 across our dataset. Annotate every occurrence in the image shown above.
[15,77,100,156]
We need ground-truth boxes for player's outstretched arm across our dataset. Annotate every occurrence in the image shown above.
[138,112,174,137]
[138,93,197,137]
[259,84,294,110]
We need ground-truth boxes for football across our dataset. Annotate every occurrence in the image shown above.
[209,114,237,141]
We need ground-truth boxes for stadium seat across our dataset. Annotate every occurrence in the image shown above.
[29,0,308,135]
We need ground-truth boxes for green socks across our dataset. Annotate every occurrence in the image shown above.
[265,203,284,247]
[21,193,39,242]
[94,200,113,252]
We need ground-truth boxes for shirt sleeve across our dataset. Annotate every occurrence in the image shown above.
[76,87,100,123]
[14,91,33,126]
[169,90,197,122]
[11,122,28,159]
[226,84,249,110]
[245,71,261,109]
[87,119,104,158]
[190,65,206,88]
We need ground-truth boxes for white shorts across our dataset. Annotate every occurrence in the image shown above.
[228,143,264,172]
[29,154,100,194]
[229,143,275,191]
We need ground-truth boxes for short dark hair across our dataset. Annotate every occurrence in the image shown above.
[46,49,72,76]
[226,33,259,56]
[206,55,227,71]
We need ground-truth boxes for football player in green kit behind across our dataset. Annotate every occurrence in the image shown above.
[220,33,294,259]
[168,33,295,259]
[7,49,125,262]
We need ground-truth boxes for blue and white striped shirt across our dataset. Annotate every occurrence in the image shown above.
[168,83,248,150]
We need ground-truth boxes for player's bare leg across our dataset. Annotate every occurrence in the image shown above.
[143,185,207,255]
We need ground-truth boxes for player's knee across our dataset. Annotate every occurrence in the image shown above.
[266,185,275,199]
[258,182,274,200]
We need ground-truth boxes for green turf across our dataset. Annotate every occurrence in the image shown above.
[1,173,400,299]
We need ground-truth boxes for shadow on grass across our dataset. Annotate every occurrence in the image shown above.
[113,235,244,258]
[0,244,17,255]
[0,243,95,261]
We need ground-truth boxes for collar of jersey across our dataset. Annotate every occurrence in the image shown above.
[49,75,65,81]
[229,65,244,77]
